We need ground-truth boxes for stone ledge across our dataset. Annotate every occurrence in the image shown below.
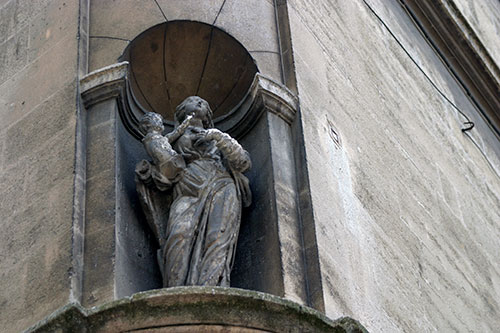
[80,62,129,109]
[26,287,367,333]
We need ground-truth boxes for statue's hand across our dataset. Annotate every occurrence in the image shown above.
[177,115,193,132]
[204,128,224,141]
[192,128,223,148]
[167,115,193,143]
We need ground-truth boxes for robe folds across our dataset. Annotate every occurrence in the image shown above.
[136,126,251,287]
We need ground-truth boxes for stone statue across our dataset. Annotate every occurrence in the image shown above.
[135,96,251,287]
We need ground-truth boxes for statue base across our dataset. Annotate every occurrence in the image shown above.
[27,287,367,332]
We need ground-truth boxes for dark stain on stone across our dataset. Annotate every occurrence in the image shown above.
[150,42,158,53]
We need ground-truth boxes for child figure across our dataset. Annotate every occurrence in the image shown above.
[138,112,192,182]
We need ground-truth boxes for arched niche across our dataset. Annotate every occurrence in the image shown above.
[118,20,259,138]
[80,20,305,307]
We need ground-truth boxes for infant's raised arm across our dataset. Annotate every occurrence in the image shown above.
[166,115,193,143]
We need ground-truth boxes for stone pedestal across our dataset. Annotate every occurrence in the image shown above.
[28,287,367,333]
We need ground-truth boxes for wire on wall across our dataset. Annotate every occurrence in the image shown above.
[360,0,500,180]
[361,0,474,131]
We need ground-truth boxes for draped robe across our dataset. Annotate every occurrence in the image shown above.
[135,126,251,287]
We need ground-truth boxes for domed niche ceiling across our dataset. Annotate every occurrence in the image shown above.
[121,21,259,124]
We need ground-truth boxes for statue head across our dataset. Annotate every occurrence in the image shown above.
[175,96,214,129]
[139,112,164,134]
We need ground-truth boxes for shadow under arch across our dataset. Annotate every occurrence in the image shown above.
[119,20,259,132]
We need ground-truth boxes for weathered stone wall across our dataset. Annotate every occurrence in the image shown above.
[0,0,80,331]
[2,0,499,332]
[287,0,500,331]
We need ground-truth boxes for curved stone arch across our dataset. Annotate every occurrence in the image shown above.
[118,20,259,137]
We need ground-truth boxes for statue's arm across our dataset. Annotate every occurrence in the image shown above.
[165,115,193,144]
[205,129,251,172]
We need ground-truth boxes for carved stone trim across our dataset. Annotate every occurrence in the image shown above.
[27,287,368,333]
[80,63,300,141]
[80,62,128,108]
[218,73,299,139]
[402,0,500,136]
[250,73,298,124]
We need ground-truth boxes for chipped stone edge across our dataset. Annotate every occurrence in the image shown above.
[251,73,299,125]
[79,62,129,108]
[25,287,368,333]
[80,61,129,93]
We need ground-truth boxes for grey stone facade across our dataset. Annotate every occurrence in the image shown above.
[288,0,500,330]
[0,0,499,332]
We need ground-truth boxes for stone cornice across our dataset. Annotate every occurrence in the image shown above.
[401,0,500,137]
[80,62,129,109]
[26,287,368,333]
[249,73,299,125]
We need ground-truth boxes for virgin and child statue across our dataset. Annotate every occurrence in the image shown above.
[135,96,251,287]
